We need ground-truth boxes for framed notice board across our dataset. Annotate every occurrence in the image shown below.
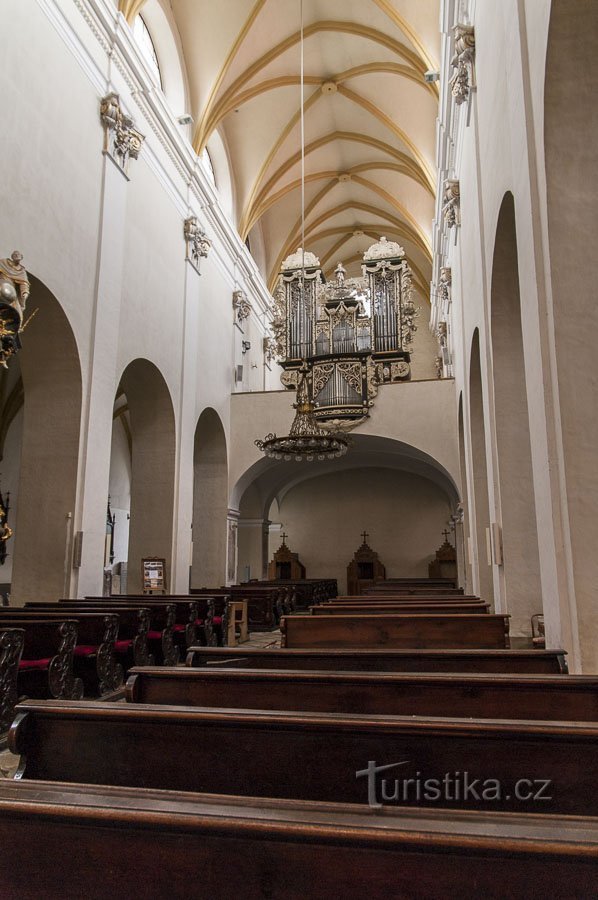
[142,557,167,594]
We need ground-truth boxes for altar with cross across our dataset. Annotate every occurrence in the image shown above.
[267,532,306,581]
[346,531,386,595]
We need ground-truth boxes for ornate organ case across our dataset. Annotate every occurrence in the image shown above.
[272,239,417,426]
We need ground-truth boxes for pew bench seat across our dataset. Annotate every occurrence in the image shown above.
[9,699,598,815]
[0,780,596,899]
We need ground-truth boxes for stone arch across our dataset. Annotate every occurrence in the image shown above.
[233,433,459,590]
[191,408,229,588]
[468,329,494,604]
[490,192,541,635]
[9,275,83,603]
[118,358,176,593]
[545,0,598,669]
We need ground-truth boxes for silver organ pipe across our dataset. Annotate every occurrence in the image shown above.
[274,239,416,426]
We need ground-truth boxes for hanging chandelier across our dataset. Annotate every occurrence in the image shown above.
[255,364,350,461]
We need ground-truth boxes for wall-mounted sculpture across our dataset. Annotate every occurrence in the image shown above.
[0,251,31,369]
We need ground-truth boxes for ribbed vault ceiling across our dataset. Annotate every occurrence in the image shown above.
[121,0,439,295]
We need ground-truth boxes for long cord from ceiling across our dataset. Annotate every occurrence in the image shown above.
[300,0,305,282]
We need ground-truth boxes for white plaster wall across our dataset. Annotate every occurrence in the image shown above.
[437,0,587,667]
[229,378,460,506]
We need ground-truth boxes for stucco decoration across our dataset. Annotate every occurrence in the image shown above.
[443,180,461,229]
[184,217,211,267]
[233,289,251,323]
[450,24,476,105]
[439,267,452,306]
[100,93,144,174]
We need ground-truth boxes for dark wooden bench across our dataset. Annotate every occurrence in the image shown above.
[126,666,598,721]
[9,699,597,814]
[332,594,482,602]
[1,610,123,696]
[280,613,511,649]
[66,600,178,665]
[185,646,569,673]
[84,597,200,655]
[0,628,23,732]
[192,586,281,630]
[0,619,83,700]
[27,603,154,669]
[30,600,154,671]
[310,603,491,615]
[0,781,596,899]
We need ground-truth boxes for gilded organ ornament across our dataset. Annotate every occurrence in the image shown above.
[270,237,417,426]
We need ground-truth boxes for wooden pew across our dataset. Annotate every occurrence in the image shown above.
[0,619,83,700]
[26,603,154,670]
[126,666,598,721]
[186,646,569,673]
[310,603,491,615]
[9,699,597,814]
[0,628,23,732]
[280,613,511,649]
[0,781,596,899]
[185,646,569,673]
[0,610,123,696]
[59,600,178,665]
[192,586,281,630]
[83,597,199,656]
[331,594,482,602]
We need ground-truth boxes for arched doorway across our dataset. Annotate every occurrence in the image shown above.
[6,275,83,603]
[191,408,228,588]
[545,0,598,669]
[490,193,541,635]
[116,359,176,594]
[469,329,494,604]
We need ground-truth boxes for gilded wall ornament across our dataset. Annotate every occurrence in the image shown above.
[100,93,144,174]
[184,217,211,267]
[450,24,476,105]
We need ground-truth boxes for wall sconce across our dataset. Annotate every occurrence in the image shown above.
[242,340,251,354]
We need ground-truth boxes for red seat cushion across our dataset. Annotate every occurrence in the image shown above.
[212,616,222,626]
[114,639,133,652]
[172,624,186,632]
[19,658,52,670]
[195,618,204,626]
[147,631,162,640]
[73,645,97,657]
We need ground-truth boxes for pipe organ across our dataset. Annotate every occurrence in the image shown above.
[272,238,417,426]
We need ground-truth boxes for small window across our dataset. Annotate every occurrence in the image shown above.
[201,149,217,188]
[133,15,162,88]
